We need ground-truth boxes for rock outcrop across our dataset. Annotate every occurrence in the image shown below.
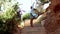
[44,0,60,34]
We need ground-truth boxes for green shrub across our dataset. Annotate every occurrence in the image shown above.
[41,0,49,3]
[0,3,20,33]
[22,13,30,21]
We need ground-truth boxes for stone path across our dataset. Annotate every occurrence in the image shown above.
[20,19,47,34]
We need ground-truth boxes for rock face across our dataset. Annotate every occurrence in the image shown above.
[44,0,60,34]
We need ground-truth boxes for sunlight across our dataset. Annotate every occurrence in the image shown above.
[17,0,34,13]
[17,0,50,13]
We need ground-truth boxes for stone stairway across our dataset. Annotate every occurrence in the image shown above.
[21,26,46,34]
[20,19,46,34]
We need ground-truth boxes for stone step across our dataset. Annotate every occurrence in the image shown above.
[22,27,41,32]
[21,26,46,34]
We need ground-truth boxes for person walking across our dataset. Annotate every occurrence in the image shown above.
[30,2,38,27]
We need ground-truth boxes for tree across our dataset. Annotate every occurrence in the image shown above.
[0,0,21,34]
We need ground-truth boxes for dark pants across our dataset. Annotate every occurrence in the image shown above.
[30,18,34,27]
[30,13,37,27]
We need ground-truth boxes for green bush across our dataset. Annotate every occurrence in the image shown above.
[22,13,30,21]
[41,0,49,3]
[0,3,20,33]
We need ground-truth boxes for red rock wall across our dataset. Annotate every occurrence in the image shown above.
[44,0,60,33]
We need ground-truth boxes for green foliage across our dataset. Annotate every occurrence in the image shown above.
[22,13,30,20]
[0,4,18,22]
[0,2,19,33]
[41,0,49,3]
